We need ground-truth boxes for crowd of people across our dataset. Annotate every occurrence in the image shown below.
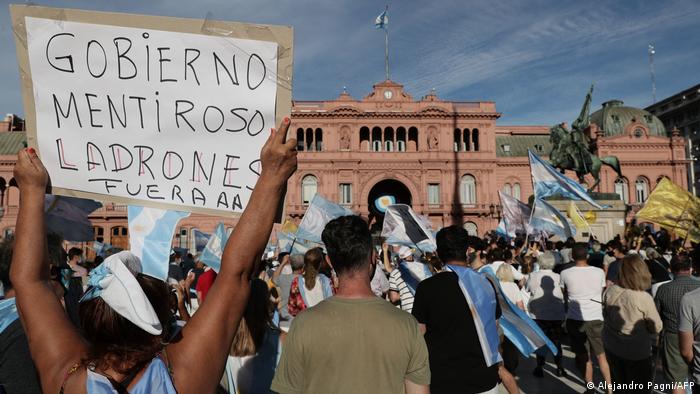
[1,122,700,394]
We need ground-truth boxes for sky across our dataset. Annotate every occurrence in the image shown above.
[0,0,698,125]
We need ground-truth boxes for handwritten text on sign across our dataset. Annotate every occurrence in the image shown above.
[25,17,278,213]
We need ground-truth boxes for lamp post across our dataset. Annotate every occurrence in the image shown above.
[488,203,501,221]
[688,130,698,197]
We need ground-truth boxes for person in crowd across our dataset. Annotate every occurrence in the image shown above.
[605,242,627,285]
[388,246,418,313]
[271,253,304,331]
[679,272,700,394]
[272,215,430,394]
[167,252,185,286]
[370,244,391,297]
[63,247,87,326]
[588,240,605,269]
[495,263,523,376]
[645,247,672,285]
[0,236,64,394]
[67,247,89,284]
[486,248,524,286]
[602,254,662,393]
[656,254,700,393]
[188,256,205,297]
[526,251,566,378]
[196,261,217,304]
[9,119,297,393]
[181,253,195,276]
[287,248,333,317]
[412,226,501,394]
[559,237,576,264]
[560,243,612,393]
[223,278,284,393]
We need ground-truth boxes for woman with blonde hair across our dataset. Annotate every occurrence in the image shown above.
[224,278,284,393]
[603,254,662,393]
[287,248,333,316]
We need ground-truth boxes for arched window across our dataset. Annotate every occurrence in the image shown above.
[397,127,406,152]
[472,129,479,151]
[110,226,129,249]
[463,221,478,236]
[178,227,188,248]
[635,177,649,203]
[315,128,323,151]
[296,128,305,151]
[93,226,104,243]
[408,127,419,151]
[503,183,512,196]
[453,129,460,152]
[463,128,471,151]
[460,174,477,205]
[371,126,382,152]
[305,128,314,151]
[513,183,521,200]
[614,177,629,204]
[384,127,394,151]
[360,126,370,151]
[302,175,318,204]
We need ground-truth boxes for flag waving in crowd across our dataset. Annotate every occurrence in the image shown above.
[381,204,437,253]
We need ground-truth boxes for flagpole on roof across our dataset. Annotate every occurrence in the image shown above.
[384,5,389,81]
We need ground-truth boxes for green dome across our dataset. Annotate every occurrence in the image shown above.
[590,100,667,137]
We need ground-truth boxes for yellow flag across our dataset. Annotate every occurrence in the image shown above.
[584,210,597,224]
[280,218,298,234]
[636,178,700,243]
[567,201,590,233]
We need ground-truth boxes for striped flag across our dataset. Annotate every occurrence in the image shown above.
[527,198,576,240]
[200,223,228,272]
[397,261,433,295]
[528,150,605,209]
[193,229,211,252]
[499,191,531,236]
[381,204,436,253]
[374,8,388,29]
[127,206,190,280]
[296,194,353,245]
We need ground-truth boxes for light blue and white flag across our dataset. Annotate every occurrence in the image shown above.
[296,194,353,245]
[193,229,211,252]
[0,298,19,334]
[479,268,558,357]
[397,261,433,295]
[374,8,388,29]
[128,206,190,281]
[499,191,531,237]
[200,223,228,272]
[528,150,605,209]
[527,198,575,240]
[381,204,437,253]
[91,241,115,258]
[447,265,502,367]
[496,219,511,238]
[277,231,295,254]
[44,195,102,242]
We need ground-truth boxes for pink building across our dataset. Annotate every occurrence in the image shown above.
[0,80,689,252]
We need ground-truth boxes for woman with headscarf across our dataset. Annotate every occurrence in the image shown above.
[288,248,333,316]
[9,120,297,393]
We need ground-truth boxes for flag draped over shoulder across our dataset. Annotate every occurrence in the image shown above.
[397,261,433,295]
[499,191,531,236]
[200,223,228,272]
[44,195,102,242]
[382,204,437,252]
[127,206,190,280]
[528,198,575,240]
[374,8,388,29]
[636,178,700,242]
[447,265,502,367]
[478,268,558,357]
[296,194,353,244]
[528,150,605,209]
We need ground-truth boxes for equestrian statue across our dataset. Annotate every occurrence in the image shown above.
[548,84,622,192]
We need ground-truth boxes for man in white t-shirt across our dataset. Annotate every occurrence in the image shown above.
[560,243,611,393]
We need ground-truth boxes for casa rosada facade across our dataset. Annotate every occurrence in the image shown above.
[0,80,690,252]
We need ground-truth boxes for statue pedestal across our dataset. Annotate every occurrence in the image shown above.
[544,196,627,242]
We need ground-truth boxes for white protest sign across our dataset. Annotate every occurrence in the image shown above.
[14,7,292,215]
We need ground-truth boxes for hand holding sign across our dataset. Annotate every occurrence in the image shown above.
[13,148,50,193]
[260,117,297,185]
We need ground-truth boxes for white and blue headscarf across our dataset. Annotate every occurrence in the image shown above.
[81,251,162,335]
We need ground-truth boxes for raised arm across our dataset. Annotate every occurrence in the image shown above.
[9,148,88,393]
[167,119,297,393]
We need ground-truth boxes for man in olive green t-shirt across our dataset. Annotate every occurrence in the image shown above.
[271,216,430,394]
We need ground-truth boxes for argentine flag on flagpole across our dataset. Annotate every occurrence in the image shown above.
[528,150,605,209]
[375,7,388,29]
[128,206,190,280]
[296,194,353,245]
[527,198,576,240]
